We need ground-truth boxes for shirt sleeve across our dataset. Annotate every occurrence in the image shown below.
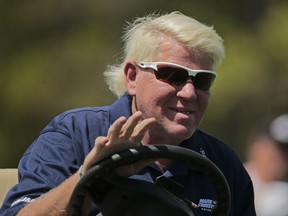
[0,103,119,216]
[0,129,80,215]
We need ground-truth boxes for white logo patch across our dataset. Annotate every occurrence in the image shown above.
[198,198,217,212]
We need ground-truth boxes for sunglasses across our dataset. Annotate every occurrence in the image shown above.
[138,62,217,90]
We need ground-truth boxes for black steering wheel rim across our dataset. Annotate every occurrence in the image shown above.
[68,144,231,216]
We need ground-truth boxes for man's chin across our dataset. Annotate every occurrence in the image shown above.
[168,126,195,141]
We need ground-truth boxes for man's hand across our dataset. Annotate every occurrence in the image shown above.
[82,111,156,176]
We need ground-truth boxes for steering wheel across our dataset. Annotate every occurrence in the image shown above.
[68,145,231,216]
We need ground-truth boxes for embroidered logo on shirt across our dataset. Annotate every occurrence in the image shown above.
[198,198,217,212]
[11,197,35,207]
[199,148,206,157]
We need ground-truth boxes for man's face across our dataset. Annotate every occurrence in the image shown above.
[127,37,213,144]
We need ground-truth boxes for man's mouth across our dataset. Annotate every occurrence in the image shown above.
[170,108,193,115]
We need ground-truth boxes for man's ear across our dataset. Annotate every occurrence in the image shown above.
[124,61,137,96]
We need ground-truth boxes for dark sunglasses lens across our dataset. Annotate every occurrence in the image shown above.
[154,66,215,89]
[192,73,216,90]
[154,67,188,85]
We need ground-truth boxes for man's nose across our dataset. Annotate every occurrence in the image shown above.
[176,80,197,101]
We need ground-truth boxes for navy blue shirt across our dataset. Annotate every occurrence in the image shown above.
[0,93,256,215]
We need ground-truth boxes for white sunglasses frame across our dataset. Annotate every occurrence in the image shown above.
[138,61,217,78]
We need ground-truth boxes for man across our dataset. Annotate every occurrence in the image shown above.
[0,11,256,215]
[245,114,288,216]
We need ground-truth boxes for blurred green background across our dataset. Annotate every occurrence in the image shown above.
[1,0,288,167]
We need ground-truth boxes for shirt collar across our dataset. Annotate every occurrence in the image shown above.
[109,92,132,125]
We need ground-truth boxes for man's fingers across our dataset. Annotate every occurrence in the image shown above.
[130,117,157,142]
[93,112,155,169]
[107,112,143,143]
[119,111,143,139]
[107,116,127,141]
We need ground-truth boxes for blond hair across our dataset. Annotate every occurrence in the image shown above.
[104,11,225,97]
